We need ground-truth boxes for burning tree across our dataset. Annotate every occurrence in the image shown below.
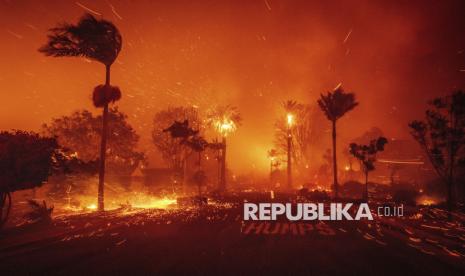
[162,118,209,196]
[42,108,143,201]
[318,85,359,198]
[409,91,465,212]
[274,101,325,184]
[206,105,241,191]
[349,137,388,201]
[39,13,123,211]
[42,108,145,177]
[152,106,202,173]
[282,100,298,189]
[0,131,64,227]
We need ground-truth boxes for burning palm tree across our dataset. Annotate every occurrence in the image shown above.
[282,100,300,189]
[318,85,358,198]
[39,13,122,211]
[207,105,241,191]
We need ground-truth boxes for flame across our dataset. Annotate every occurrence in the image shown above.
[61,192,177,213]
[286,113,294,127]
[87,203,97,210]
[214,118,236,137]
[417,196,437,206]
[131,197,177,209]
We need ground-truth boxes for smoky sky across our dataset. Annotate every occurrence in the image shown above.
[1,0,465,173]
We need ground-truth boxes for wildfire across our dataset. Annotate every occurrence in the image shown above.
[286,113,294,127]
[87,203,97,210]
[416,196,438,206]
[62,192,178,213]
[214,118,237,137]
[131,197,177,209]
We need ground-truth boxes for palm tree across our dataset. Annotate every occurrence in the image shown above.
[282,100,300,189]
[282,100,300,114]
[207,105,241,191]
[317,85,358,199]
[39,13,122,211]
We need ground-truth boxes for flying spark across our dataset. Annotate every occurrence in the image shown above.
[343,28,353,44]
[75,2,102,16]
[264,0,272,11]
[109,3,123,20]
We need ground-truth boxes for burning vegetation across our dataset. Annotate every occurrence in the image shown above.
[1,2,465,274]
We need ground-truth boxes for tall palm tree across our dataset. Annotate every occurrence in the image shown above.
[39,13,122,211]
[282,100,300,189]
[207,105,241,191]
[317,85,358,199]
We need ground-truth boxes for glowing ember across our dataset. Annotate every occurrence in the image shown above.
[131,197,177,209]
[60,192,178,213]
[417,196,438,206]
[87,204,97,210]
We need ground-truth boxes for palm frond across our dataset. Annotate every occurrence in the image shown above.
[39,13,122,66]
[318,86,359,121]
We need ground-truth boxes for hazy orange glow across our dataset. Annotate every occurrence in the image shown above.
[1,0,465,174]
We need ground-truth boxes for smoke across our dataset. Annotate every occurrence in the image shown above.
[1,0,465,174]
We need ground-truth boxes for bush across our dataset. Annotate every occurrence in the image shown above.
[24,200,54,224]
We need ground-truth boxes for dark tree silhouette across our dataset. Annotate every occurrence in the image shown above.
[152,107,202,172]
[24,200,54,224]
[39,13,123,211]
[318,85,359,198]
[184,135,209,197]
[409,90,465,213]
[163,118,206,191]
[164,120,199,139]
[42,108,145,177]
[349,137,388,201]
[0,131,63,227]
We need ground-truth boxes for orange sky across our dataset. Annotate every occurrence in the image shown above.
[1,0,465,173]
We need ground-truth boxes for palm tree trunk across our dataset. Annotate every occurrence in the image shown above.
[332,120,338,199]
[287,128,292,189]
[221,137,226,191]
[98,65,111,212]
